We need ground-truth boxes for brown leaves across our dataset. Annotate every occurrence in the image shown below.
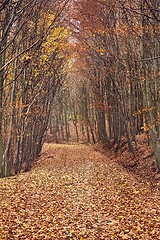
[0,143,160,239]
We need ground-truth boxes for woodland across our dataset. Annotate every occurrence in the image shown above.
[0,0,160,239]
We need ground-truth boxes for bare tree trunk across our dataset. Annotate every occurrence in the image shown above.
[140,0,160,172]
[3,49,18,176]
[73,102,79,142]
[0,9,8,177]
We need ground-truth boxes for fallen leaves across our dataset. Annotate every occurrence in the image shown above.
[0,143,160,239]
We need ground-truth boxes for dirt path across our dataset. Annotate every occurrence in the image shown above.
[0,144,160,239]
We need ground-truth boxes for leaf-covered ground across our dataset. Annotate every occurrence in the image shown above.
[0,143,160,239]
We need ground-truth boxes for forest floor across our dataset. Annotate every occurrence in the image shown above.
[0,143,160,240]
[94,134,160,190]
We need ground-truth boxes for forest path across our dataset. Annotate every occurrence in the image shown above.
[0,143,160,240]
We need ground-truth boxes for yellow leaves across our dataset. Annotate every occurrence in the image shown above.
[42,26,69,53]
[39,26,70,67]
[133,107,154,116]
[39,54,48,65]
[141,125,149,132]
[21,53,32,61]
[99,49,105,56]
[30,11,71,74]
[47,14,57,27]
[96,48,106,56]
[33,69,39,77]
[40,12,56,28]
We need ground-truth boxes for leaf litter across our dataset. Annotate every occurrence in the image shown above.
[0,143,160,239]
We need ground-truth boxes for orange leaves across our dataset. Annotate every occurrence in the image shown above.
[133,107,154,116]
[0,143,160,239]
[133,108,160,131]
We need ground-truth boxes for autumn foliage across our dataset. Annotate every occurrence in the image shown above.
[0,144,160,239]
[0,1,160,239]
